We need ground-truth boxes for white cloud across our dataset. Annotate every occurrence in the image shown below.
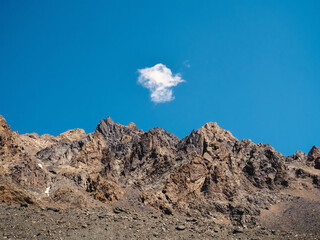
[138,63,185,103]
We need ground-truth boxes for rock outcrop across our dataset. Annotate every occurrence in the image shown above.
[307,146,320,169]
[0,115,319,228]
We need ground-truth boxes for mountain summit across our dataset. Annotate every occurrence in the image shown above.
[0,115,319,233]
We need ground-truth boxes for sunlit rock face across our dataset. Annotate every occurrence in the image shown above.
[0,115,319,227]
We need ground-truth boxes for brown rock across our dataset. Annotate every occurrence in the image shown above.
[0,115,319,231]
[307,146,320,169]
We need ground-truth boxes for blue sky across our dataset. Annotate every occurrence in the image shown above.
[0,0,319,156]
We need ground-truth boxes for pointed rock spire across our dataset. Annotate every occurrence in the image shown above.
[127,122,138,131]
[0,115,6,125]
[105,116,114,125]
[308,145,320,169]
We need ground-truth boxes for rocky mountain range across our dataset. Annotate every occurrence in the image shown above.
[0,115,319,238]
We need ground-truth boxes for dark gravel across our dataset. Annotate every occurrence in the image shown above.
[1,203,319,240]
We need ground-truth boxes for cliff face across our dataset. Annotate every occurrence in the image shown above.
[0,115,319,227]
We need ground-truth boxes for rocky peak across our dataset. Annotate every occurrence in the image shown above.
[0,115,319,231]
[307,145,320,169]
[0,115,7,126]
[177,129,202,155]
[95,117,143,162]
[0,115,23,163]
[146,127,179,142]
[18,128,86,156]
[178,122,238,156]
[96,117,142,143]
[286,150,307,163]
[308,145,320,158]
[0,115,11,133]
[197,122,237,143]
[105,116,114,124]
[127,122,138,131]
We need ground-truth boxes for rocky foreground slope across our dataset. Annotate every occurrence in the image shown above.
[0,115,319,239]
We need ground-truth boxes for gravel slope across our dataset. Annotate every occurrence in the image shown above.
[1,203,319,240]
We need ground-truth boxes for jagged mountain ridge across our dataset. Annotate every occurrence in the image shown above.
[0,115,319,229]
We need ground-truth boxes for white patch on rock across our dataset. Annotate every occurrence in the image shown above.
[45,186,50,196]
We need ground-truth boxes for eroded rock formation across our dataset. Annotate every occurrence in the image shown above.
[0,115,319,227]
